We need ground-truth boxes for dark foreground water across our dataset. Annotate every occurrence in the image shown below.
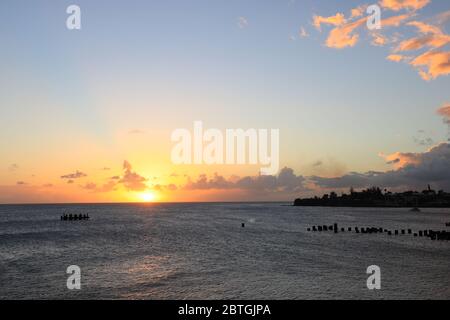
[0,203,449,299]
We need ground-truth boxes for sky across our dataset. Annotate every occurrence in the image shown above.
[0,0,449,203]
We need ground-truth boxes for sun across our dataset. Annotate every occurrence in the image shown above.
[139,192,156,202]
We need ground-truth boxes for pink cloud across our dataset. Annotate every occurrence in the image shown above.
[313,13,346,31]
[410,50,450,80]
[380,0,430,12]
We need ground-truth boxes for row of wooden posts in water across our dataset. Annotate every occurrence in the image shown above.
[307,223,450,241]
[60,213,90,221]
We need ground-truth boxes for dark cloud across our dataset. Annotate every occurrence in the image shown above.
[16,181,27,185]
[413,136,434,146]
[61,170,87,179]
[438,104,450,140]
[184,167,308,194]
[413,129,434,146]
[312,161,323,167]
[67,180,74,184]
[311,143,450,190]
[110,176,120,180]
[386,158,400,165]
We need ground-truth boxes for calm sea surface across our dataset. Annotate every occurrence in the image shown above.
[0,203,449,299]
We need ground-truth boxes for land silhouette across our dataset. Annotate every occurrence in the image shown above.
[294,185,450,208]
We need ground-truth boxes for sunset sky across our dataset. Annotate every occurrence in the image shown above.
[1,0,450,203]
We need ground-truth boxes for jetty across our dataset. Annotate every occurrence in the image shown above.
[306,222,450,242]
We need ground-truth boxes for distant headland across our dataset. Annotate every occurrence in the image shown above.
[294,185,450,208]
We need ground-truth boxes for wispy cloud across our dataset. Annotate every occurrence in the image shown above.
[237,16,248,29]
[313,13,346,31]
[128,129,145,134]
[387,54,407,61]
[8,164,19,172]
[299,26,309,38]
[61,170,87,179]
[380,0,430,12]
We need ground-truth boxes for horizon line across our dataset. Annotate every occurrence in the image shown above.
[0,200,291,206]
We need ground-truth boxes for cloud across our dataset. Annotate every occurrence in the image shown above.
[110,175,120,180]
[67,180,74,184]
[42,183,54,188]
[309,5,450,82]
[435,10,450,25]
[311,143,450,190]
[413,136,434,146]
[185,173,234,190]
[312,160,323,167]
[413,130,434,146]
[8,164,19,172]
[325,17,367,49]
[409,50,450,80]
[16,181,27,185]
[61,170,87,179]
[98,181,117,192]
[299,27,309,38]
[371,32,388,46]
[382,13,414,27]
[387,54,406,61]
[321,10,411,49]
[81,182,97,190]
[395,34,450,51]
[438,103,450,139]
[407,21,443,35]
[128,129,145,134]
[437,103,450,122]
[119,160,148,191]
[237,16,248,29]
[380,0,430,12]
[153,183,177,192]
[351,6,366,19]
[184,167,308,195]
[313,13,346,31]
[81,181,117,193]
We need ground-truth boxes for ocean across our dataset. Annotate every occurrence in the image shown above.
[0,203,449,300]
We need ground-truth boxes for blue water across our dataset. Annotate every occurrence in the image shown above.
[0,203,449,299]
